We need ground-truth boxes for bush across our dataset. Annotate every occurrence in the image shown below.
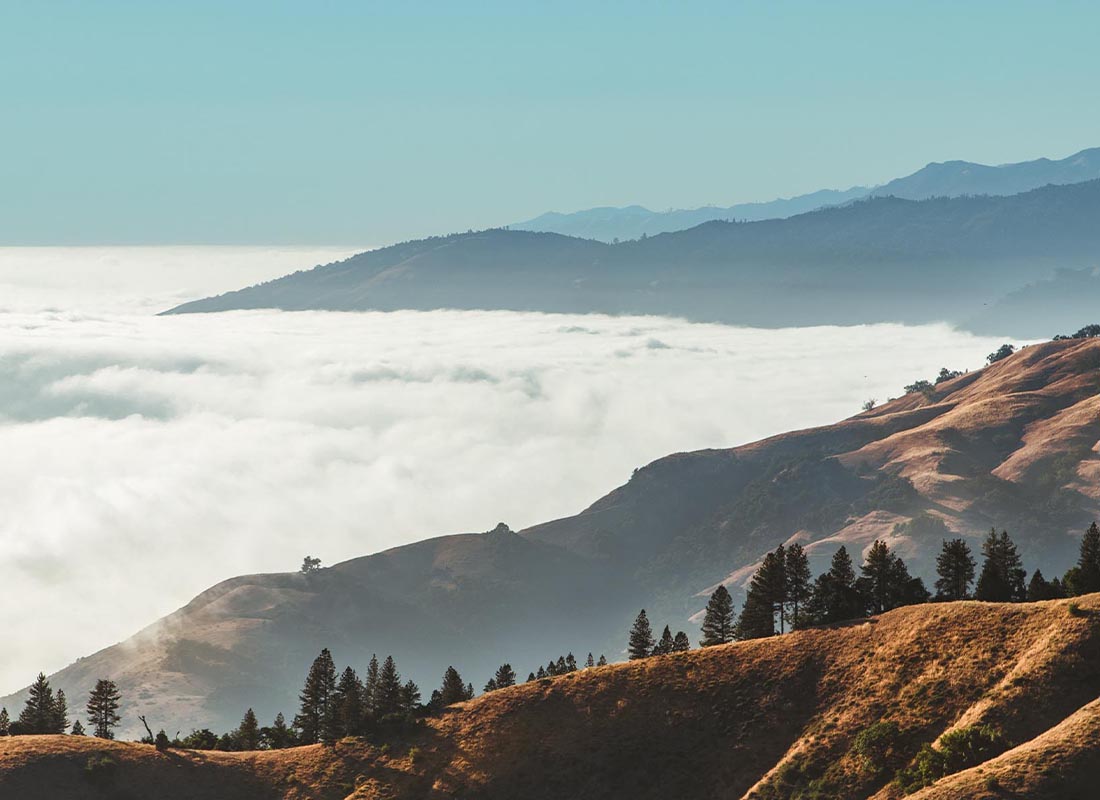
[851,721,903,776]
[987,344,1016,364]
[895,725,1006,793]
[408,746,422,765]
[1068,601,1085,617]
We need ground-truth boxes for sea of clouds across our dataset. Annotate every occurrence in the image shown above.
[0,247,1020,693]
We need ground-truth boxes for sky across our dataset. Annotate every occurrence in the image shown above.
[0,246,1023,693]
[3,1,1100,244]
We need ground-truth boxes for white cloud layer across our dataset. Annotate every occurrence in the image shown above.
[0,247,1021,694]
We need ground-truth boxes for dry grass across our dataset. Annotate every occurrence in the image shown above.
[4,596,1099,799]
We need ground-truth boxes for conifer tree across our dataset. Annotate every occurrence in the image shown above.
[465,682,475,700]
[493,663,516,688]
[653,625,675,655]
[400,680,421,714]
[237,708,260,750]
[555,655,567,674]
[1066,521,1100,595]
[1027,569,1058,601]
[86,679,122,739]
[376,656,403,718]
[262,712,293,749]
[333,666,363,737]
[975,529,1027,602]
[295,648,337,745]
[0,707,8,736]
[735,587,776,640]
[803,546,864,625]
[536,665,547,679]
[527,672,536,682]
[565,653,577,672]
[785,544,812,629]
[935,538,976,600]
[52,690,69,734]
[764,546,788,632]
[483,678,498,692]
[71,719,85,735]
[860,540,896,614]
[597,655,607,666]
[700,585,735,646]
[439,667,468,706]
[362,654,380,717]
[18,673,58,734]
[628,610,655,659]
[672,631,691,652]
[585,653,595,668]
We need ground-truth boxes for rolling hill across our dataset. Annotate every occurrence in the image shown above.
[2,596,1099,799]
[511,146,1100,242]
[6,338,1100,740]
[165,179,1100,334]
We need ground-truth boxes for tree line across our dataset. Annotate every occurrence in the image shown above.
[680,521,1100,647]
[0,676,120,739]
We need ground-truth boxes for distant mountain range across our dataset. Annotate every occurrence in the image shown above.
[512,146,1100,242]
[9,338,1100,737]
[167,178,1100,335]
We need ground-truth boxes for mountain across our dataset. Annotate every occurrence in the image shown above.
[7,337,1100,739]
[513,186,869,242]
[512,146,1100,242]
[165,179,1100,333]
[967,267,1100,338]
[3,596,1099,799]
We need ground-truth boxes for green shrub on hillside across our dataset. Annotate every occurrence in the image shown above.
[894,725,1006,793]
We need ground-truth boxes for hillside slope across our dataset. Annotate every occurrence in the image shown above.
[3,597,1099,799]
[168,178,1100,333]
[7,339,1100,737]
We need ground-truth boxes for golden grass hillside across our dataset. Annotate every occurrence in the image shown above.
[3,596,1099,800]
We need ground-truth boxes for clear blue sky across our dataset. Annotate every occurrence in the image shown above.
[3,0,1098,244]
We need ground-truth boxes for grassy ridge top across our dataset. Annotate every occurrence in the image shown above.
[3,595,1099,799]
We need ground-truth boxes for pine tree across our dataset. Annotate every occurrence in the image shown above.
[935,538,976,600]
[1067,522,1100,595]
[0,707,8,736]
[362,654,380,717]
[86,679,122,739]
[975,529,1027,602]
[439,667,468,706]
[493,664,516,688]
[653,625,675,655]
[565,653,577,672]
[700,585,735,646]
[628,610,655,659]
[71,719,85,735]
[295,648,337,745]
[672,631,691,652]
[400,680,421,714]
[555,656,567,674]
[536,666,547,679]
[735,587,776,640]
[52,690,69,734]
[333,666,363,737]
[1027,569,1058,601]
[483,678,498,692]
[764,546,788,632]
[465,682,475,700]
[861,540,914,614]
[785,544,812,629]
[237,708,260,750]
[18,673,58,734]
[262,712,293,749]
[527,672,536,682]
[585,653,595,668]
[803,546,865,625]
[375,656,403,718]
[597,655,607,666]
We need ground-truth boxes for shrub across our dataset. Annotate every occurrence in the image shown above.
[895,725,1006,793]
[84,756,117,784]
[408,746,422,765]
[1068,601,1085,617]
[851,721,903,776]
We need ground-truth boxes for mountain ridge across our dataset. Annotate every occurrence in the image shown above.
[512,146,1100,242]
[165,179,1100,335]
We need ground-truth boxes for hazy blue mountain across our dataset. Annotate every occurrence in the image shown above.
[167,179,1100,334]
[513,147,1100,242]
[967,267,1100,338]
[513,187,869,242]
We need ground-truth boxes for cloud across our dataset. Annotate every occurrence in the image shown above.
[0,248,1023,694]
